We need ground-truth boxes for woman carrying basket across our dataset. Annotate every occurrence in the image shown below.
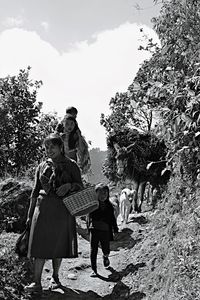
[24,133,83,293]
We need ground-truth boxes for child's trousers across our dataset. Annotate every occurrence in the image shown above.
[90,229,110,271]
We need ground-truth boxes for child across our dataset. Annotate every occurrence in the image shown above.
[87,183,119,277]
[56,111,91,174]
[60,113,80,161]
[65,106,78,118]
[56,106,78,133]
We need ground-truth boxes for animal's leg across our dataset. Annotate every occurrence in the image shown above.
[133,183,139,212]
[124,201,131,223]
[138,182,146,213]
[120,200,124,222]
[152,187,160,209]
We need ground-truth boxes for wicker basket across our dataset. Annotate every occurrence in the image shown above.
[63,185,99,216]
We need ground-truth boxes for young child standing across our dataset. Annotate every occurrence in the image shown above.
[87,183,119,277]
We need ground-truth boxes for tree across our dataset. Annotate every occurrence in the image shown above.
[0,67,43,176]
[100,91,154,134]
[131,0,200,179]
[101,0,200,180]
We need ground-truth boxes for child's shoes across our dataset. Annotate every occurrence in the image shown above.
[103,255,110,268]
[90,270,98,277]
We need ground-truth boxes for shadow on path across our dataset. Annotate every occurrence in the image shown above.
[23,286,100,300]
[128,215,148,225]
[110,228,141,251]
[24,262,146,300]
[103,281,146,300]
[96,262,146,283]
[77,222,142,252]
[24,282,146,300]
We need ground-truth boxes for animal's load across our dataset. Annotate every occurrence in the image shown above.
[104,128,168,180]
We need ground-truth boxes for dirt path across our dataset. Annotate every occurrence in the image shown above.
[25,213,150,300]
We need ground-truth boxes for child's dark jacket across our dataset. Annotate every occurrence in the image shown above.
[87,201,118,241]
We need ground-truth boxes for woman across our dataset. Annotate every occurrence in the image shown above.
[24,133,83,293]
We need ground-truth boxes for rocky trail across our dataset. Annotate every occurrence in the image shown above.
[23,211,153,300]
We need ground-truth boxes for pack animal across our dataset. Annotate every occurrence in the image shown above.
[114,143,171,213]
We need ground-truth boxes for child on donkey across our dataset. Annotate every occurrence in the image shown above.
[87,183,119,277]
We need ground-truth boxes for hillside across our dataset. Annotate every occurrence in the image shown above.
[88,148,108,184]
[0,168,200,299]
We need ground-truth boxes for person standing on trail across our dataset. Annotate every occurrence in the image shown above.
[87,183,119,277]
[55,106,91,174]
[24,133,83,293]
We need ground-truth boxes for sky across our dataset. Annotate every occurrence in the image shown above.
[0,0,162,150]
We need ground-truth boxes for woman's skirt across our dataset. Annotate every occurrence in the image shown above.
[28,192,78,259]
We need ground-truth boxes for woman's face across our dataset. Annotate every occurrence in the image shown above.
[45,142,62,160]
[97,188,108,202]
[64,119,75,133]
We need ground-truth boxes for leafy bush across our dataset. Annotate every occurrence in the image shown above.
[0,232,32,300]
[0,178,32,233]
[144,162,200,300]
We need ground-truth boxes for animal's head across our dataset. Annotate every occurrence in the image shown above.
[121,188,136,201]
[114,143,135,176]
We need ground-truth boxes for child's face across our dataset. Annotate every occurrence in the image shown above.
[97,188,108,202]
[64,119,75,133]
[71,112,77,119]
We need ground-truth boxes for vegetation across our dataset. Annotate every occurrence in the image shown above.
[1,0,200,299]
[100,0,200,299]
[88,148,108,184]
[102,0,200,180]
[0,67,59,178]
[0,231,32,300]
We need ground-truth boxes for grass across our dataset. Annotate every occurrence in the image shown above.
[0,231,32,300]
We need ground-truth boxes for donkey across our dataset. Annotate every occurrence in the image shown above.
[114,143,170,213]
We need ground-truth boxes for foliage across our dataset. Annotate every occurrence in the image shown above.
[35,111,60,160]
[0,67,61,178]
[129,0,200,180]
[37,111,60,140]
[0,178,32,233]
[101,0,200,181]
[100,91,154,134]
[0,232,32,300]
[147,162,200,300]
[0,67,42,176]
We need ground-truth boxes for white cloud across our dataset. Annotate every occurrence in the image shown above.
[0,23,159,150]
[2,16,24,27]
[41,21,49,32]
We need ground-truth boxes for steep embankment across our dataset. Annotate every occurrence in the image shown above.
[1,174,200,300]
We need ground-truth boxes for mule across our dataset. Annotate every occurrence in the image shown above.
[114,143,170,213]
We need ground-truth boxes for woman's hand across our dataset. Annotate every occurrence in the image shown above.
[56,183,72,197]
